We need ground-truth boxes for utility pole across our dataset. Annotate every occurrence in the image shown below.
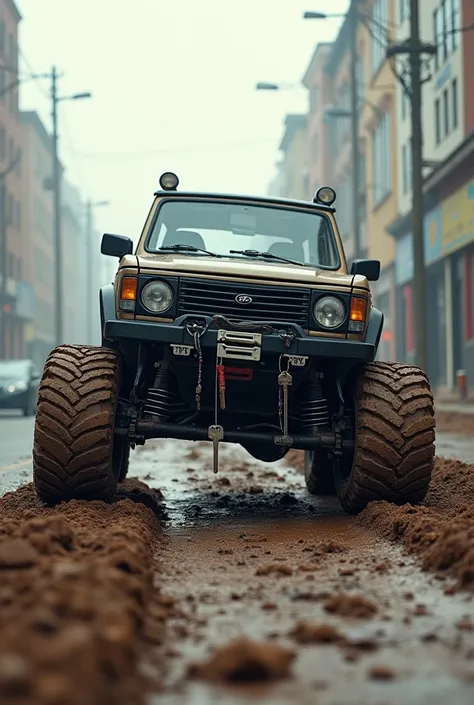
[51,66,63,347]
[349,1,361,260]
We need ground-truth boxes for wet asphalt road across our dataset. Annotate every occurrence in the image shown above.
[1,415,473,494]
[0,410,34,468]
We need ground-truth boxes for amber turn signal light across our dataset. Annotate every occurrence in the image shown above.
[348,297,367,332]
[119,276,137,312]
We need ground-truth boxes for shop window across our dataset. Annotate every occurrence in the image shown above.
[465,251,474,341]
[403,284,414,354]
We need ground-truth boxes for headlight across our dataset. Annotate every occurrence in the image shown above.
[141,280,174,313]
[313,296,346,329]
[8,380,28,393]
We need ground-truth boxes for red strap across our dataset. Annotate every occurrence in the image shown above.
[217,365,226,391]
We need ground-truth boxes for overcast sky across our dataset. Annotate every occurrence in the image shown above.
[17,0,348,243]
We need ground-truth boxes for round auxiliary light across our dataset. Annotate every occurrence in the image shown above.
[159,172,179,191]
[314,186,336,205]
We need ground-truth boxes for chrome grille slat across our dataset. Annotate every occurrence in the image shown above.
[178,278,310,325]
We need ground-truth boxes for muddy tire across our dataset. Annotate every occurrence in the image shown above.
[33,344,122,504]
[335,361,435,514]
[304,451,336,495]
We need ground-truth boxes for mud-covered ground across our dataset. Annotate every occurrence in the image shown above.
[0,410,473,704]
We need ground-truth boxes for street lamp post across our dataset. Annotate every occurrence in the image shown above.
[85,199,109,344]
[51,65,92,347]
[303,8,361,260]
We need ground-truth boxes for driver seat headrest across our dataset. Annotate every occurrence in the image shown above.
[267,241,304,262]
[162,229,206,250]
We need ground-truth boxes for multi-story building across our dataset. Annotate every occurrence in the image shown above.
[20,110,55,368]
[389,0,473,389]
[267,161,285,197]
[302,42,332,198]
[321,8,367,265]
[358,0,398,362]
[276,114,309,200]
[0,0,33,359]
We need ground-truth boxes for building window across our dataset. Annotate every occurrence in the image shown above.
[399,0,409,22]
[372,112,391,205]
[401,86,410,120]
[356,54,365,108]
[0,125,5,160]
[370,0,388,77]
[402,140,412,195]
[451,77,458,129]
[435,98,441,143]
[434,0,461,71]
[403,284,414,354]
[442,88,449,136]
[465,251,474,341]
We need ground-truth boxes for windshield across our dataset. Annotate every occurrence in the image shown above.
[146,200,341,269]
[0,360,29,379]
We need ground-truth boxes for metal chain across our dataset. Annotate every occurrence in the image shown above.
[193,329,204,410]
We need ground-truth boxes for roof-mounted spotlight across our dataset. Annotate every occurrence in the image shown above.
[313,186,336,206]
[159,172,179,191]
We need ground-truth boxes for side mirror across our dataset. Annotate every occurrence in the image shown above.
[101,233,133,258]
[350,258,381,281]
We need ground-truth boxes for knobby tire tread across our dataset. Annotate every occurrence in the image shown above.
[33,344,120,504]
[338,361,435,514]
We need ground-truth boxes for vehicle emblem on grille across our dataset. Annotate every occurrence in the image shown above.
[235,294,252,305]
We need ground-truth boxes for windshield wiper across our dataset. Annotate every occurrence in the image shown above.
[158,244,221,257]
[229,249,304,266]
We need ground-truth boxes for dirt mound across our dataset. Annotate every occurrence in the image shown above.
[357,457,474,590]
[187,637,295,682]
[0,481,167,705]
[323,593,378,619]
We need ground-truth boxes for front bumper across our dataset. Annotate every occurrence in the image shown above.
[104,314,376,361]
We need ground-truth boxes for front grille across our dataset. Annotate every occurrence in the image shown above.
[178,277,310,326]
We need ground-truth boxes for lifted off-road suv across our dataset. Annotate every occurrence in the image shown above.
[32,173,436,513]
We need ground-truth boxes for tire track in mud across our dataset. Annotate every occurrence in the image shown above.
[133,439,474,704]
[0,480,169,705]
[0,420,473,704]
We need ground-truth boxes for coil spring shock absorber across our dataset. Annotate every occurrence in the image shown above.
[144,363,176,422]
[300,373,330,431]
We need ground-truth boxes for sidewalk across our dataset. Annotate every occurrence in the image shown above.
[435,402,474,415]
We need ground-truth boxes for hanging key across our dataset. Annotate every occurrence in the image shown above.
[208,424,224,474]
[217,364,226,409]
[277,370,292,438]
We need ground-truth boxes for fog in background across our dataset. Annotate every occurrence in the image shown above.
[16,0,348,244]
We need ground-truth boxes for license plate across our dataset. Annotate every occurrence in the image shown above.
[171,345,193,356]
